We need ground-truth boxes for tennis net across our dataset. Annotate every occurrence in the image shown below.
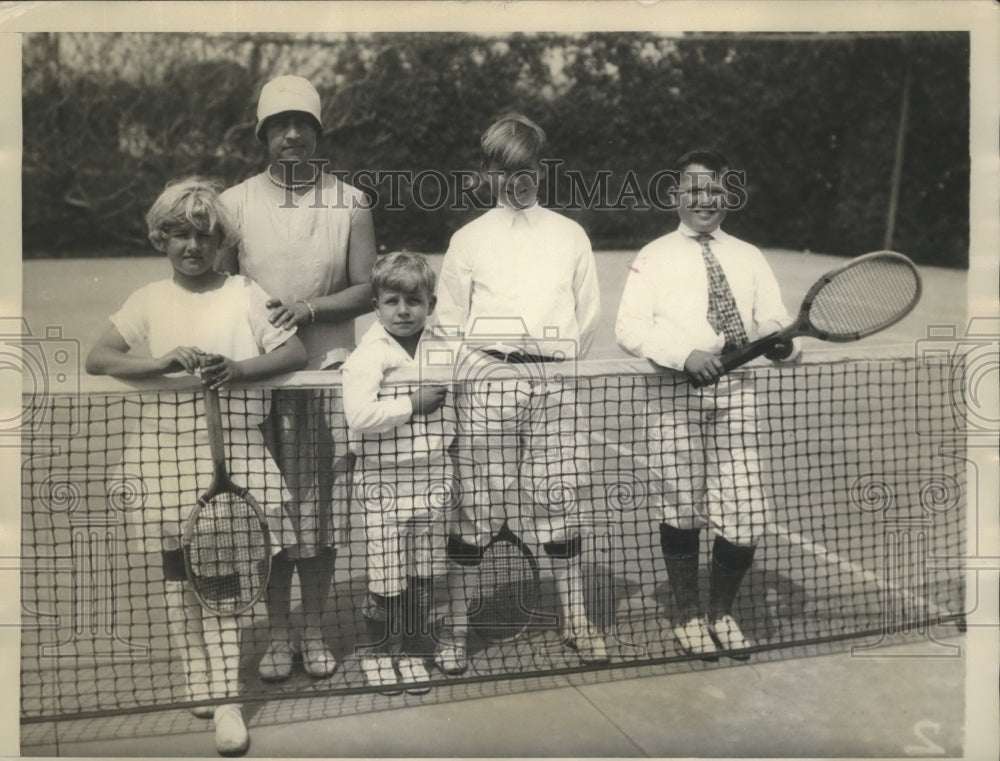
[20,355,966,721]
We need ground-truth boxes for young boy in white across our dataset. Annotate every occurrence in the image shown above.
[615,149,798,659]
[342,252,455,693]
[86,178,307,755]
[433,113,606,672]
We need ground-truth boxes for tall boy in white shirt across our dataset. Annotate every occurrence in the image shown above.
[434,113,606,672]
[616,149,798,659]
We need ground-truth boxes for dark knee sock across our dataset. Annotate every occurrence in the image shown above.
[708,536,756,619]
[659,524,701,621]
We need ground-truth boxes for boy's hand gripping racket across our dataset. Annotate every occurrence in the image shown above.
[183,386,272,616]
[469,523,541,643]
[697,250,922,385]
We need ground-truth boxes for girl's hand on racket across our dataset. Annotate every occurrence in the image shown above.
[157,346,206,375]
[266,298,311,329]
[410,385,448,415]
[199,353,243,390]
[684,350,724,386]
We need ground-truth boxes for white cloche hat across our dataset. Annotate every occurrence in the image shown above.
[255,75,322,142]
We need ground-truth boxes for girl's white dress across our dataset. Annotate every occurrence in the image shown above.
[110,275,298,556]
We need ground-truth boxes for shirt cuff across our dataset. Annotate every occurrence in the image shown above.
[385,396,415,426]
[648,333,726,371]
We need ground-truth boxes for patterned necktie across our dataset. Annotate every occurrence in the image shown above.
[697,233,748,352]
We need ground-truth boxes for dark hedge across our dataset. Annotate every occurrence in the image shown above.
[22,32,969,267]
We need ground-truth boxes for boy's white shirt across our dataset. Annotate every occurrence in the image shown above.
[342,321,456,466]
[435,200,601,359]
[615,223,796,371]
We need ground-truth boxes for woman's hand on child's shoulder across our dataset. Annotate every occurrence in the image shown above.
[157,346,206,375]
[266,297,313,329]
[199,353,243,390]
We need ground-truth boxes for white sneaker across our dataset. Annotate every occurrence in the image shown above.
[190,703,215,719]
[188,682,214,718]
[301,638,338,679]
[257,639,294,682]
[213,703,249,756]
[395,657,432,695]
[434,643,468,675]
[709,614,752,660]
[672,616,719,661]
[362,656,402,695]
[562,617,610,664]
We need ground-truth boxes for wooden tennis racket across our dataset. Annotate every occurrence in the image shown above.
[697,250,922,385]
[183,386,272,616]
[469,523,541,643]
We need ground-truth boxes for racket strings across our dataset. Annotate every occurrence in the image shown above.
[189,493,269,611]
[472,540,540,641]
[809,258,920,336]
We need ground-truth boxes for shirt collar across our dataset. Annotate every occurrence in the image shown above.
[494,200,543,228]
[367,320,428,350]
[363,320,396,347]
[678,222,730,242]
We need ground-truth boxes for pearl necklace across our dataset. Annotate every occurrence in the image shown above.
[266,168,319,191]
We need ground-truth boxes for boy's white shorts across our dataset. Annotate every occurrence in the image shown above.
[645,374,771,547]
[452,377,591,547]
[354,463,452,596]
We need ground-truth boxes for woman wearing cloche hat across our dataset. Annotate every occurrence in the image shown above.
[220,75,376,684]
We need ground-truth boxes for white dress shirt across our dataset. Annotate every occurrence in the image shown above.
[435,203,601,359]
[615,224,793,371]
[341,322,456,469]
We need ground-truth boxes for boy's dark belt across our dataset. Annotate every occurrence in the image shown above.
[480,348,555,364]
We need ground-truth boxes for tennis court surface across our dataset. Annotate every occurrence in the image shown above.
[22,636,967,757]
[18,251,978,755]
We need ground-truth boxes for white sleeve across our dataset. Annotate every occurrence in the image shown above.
[346,182,370,220]
[244,278,297,353]
[751,250,792,334]
[342,345,414,434]
[220,184,245,232]
[751,250,801,361]
[434,233,473,337]
[573,228,601,358]
[615,250,708,370]
[109,286,150,350]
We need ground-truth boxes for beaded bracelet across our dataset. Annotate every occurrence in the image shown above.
[296,299,317,324]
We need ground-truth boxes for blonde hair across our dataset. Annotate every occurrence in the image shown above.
[480,112,546,173]
[146,177,240,252]
[372,251,436,298]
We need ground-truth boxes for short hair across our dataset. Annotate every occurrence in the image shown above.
[146,177,240,252]
[675,148,730,175]
[480,112,547,172]
[372,251,437,298]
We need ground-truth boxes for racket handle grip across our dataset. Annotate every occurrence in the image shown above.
[719,334,780,374]
[202,387,227,465]
[690,333,782,388]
